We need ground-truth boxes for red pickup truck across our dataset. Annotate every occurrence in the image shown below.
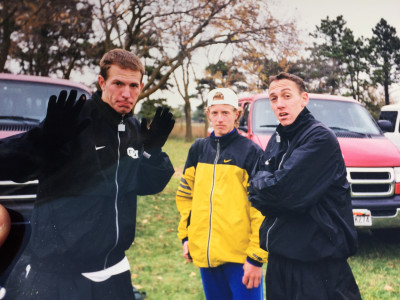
[238,93,400,232]
[0,73,91,284]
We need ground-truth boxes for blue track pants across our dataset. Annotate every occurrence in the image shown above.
[200,263,263,300]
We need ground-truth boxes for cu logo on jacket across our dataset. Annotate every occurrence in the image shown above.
[127,147,139,159]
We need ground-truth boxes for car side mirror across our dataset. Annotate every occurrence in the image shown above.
[378,119,393,133]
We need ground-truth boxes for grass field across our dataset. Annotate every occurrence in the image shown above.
[127,138,400,300]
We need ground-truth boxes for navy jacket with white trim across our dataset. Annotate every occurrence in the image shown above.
[249,108,358,262]
[0,91,174,273]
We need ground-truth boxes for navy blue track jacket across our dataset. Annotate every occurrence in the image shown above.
[249,107,358,262]
[0,91,174,273]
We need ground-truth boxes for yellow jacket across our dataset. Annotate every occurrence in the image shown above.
[176,130,268,268]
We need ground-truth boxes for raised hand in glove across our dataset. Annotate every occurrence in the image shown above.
[140,106,175,151]
[43,89,89,148]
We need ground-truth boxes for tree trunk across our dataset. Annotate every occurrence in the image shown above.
[184,99,193,142]
[384,72,390,105]
[204,115,209,137]
[0,30,11,73]
[0,3,13,73]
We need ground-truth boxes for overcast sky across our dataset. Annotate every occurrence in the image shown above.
[274,0,400,40]
[271,0,400,103]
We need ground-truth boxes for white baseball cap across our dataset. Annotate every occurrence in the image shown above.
[207,88,238,109]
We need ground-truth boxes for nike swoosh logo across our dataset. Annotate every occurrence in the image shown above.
[95,146,106,151]
[224,159,232,163]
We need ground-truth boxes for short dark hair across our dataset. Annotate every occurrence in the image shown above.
[99,49,145,81]
[269,72,306,93]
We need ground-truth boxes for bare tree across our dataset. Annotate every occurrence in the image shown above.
[92,0,298,99]
[173,56,194,141]
[91,0,298,141]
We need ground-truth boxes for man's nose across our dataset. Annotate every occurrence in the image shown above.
[122,85,130,97]
[276,97,285,107]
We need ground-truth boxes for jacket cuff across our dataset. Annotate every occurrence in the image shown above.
[182,237,188,245]
[246,256,263,267]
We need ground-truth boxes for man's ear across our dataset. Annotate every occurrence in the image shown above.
[301,92,309,107]
[98,75,105,91]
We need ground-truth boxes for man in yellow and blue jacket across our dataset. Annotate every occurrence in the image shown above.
[176,88,268,300]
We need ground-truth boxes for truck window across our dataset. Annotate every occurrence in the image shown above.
[308,99,381,136]
[0,79,91,123]
[252,98,278,133]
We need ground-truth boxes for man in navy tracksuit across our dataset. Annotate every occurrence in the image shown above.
[0,49,175,299]
[249,72,361,299]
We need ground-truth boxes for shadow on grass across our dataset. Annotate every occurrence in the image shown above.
[355,228,400,258]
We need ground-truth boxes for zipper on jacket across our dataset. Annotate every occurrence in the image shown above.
[104,119,123,268]
[267,139,289,251]
[266,218,277,252]
[207,139,220,267]
[278,140,289,170]
[118,115,126,132]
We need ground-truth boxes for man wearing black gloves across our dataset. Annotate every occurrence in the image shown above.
[1,49,175,299]
[249,73,361,300]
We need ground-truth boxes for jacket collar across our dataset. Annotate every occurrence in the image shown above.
[276,107,314,140]
[210,128,239,146]
[92,91,133,126]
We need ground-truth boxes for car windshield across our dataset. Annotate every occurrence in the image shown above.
[252,98,279,133]
[252,98,382,136]
[0,79,90,123]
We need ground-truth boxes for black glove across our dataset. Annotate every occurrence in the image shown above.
[140,106,175,150]
[43,89,89,148]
